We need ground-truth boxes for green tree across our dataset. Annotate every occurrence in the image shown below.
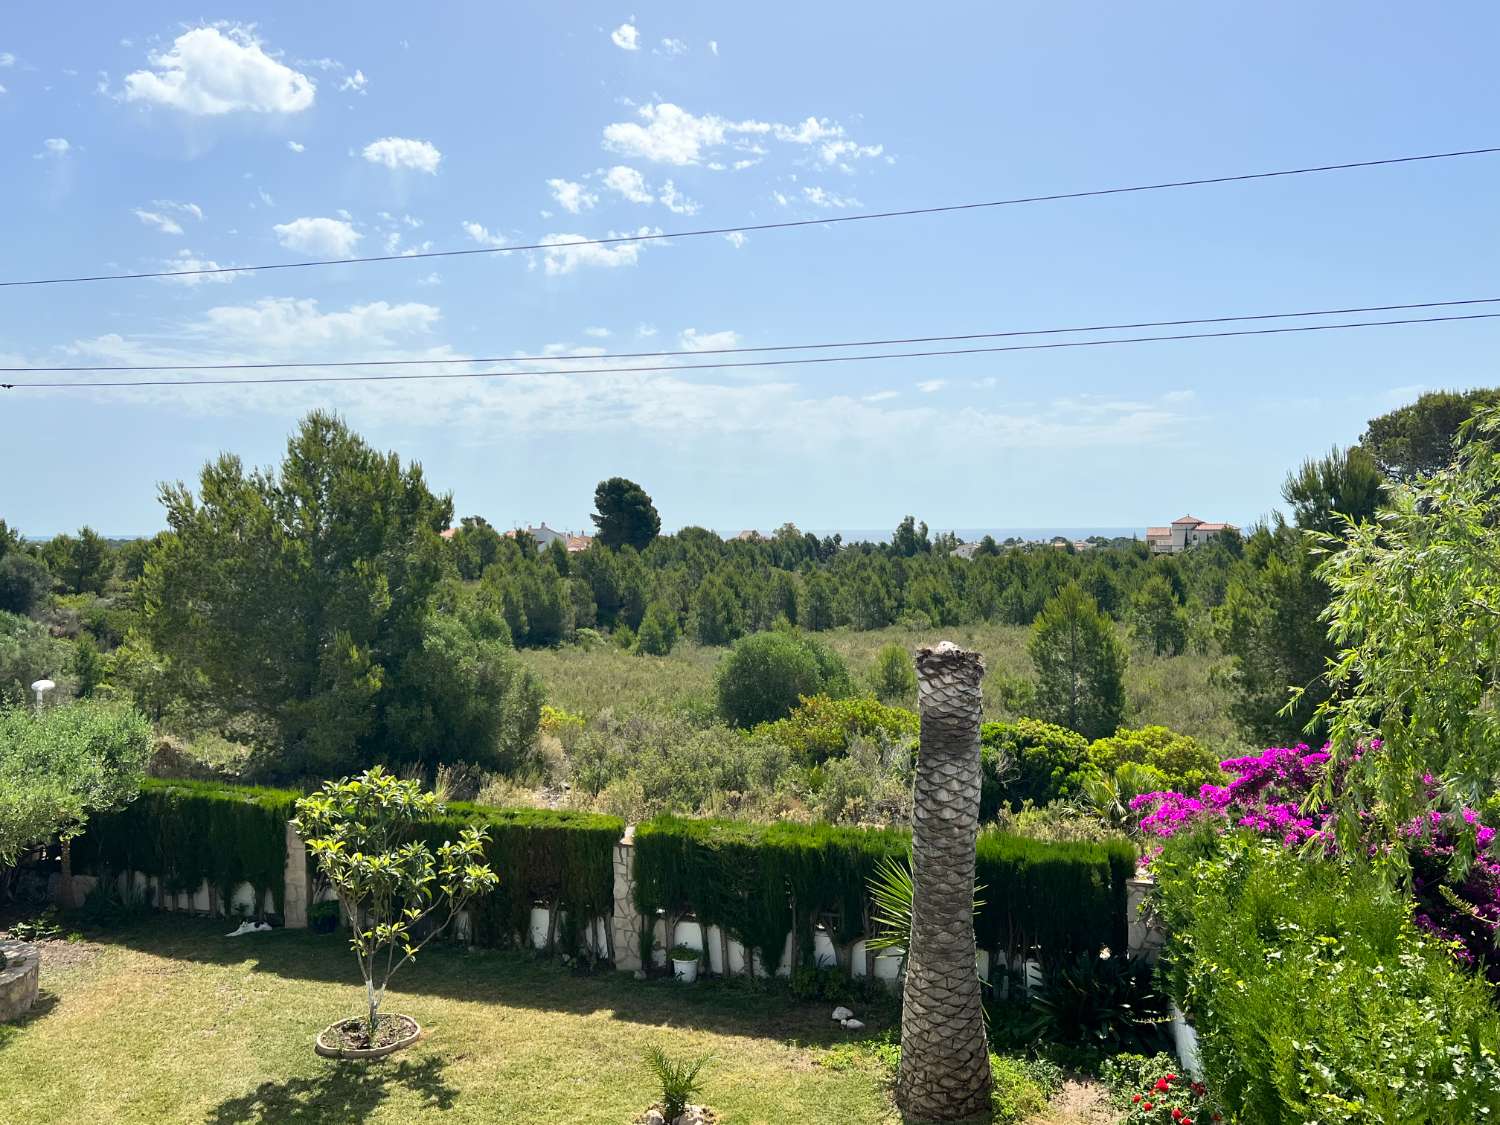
[72,635,105,698]
[691,573,744,646]
[0,611,70,706]
[891,515,931,557]
[1315,407,1500,855]
[1130,573,1187,656]
[591,477,661,550]
[868,643,917,704]
[1028,582,1127,740]
[0,552,51,616]
[1361,387,1500,482]
[636,600,679,656]
[294,768,497,1034]
[799,571,837,631]
[714,630,852,727]
[42,526,113,595]
[0,701,152,904]
[1282,444,1386,535]
[142,412,537,778]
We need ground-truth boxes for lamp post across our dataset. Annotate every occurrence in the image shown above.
[30,677,55,715]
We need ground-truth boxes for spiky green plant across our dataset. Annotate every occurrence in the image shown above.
[642,1043,712,1121]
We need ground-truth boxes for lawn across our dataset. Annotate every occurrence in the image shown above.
[0,915,905,1124]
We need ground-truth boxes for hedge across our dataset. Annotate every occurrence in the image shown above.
[72,779,622,948]
[415,803,622,951]
[73,777,297,912]
[633,815,1134,969]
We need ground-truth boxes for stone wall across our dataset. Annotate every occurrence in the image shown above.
[0,940,41,1022]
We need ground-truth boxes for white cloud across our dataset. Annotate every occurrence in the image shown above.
[461,221,506,248]
[821,139,884,167]
[610,23,640,50]
[191,297,440,349]
[0,84,6,95]
[36,137,70,158]
[803,185,860,209]
[547,178,598,214]
[416,272,442,287]
[147,199,203,223]
[679,328,739,351]
[708,41,719,55]
[917,379,947,393]
[660,38,688,55]
[134,209,183,235]
[157,249,241,286]
[538,227,659,275]
[603,103,767,166]
[123,26,315,115]
[1162,389,1197,405]
[724,231,747,249]
[864,390,899,403]
[585,326,612,338]
[272,216,362,258]
[362,137,442,174]
[0,52,14,67]
[287,140,305,153]
[603,165,654,203]
[774,117,842,145]
[656,180,699,215]
[339,69,367,93]
[638,323,658,337]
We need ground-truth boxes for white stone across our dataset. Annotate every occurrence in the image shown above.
[841,1018,865,1030]
[831,1006,854,1021]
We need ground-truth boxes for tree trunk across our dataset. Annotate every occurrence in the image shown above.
[897,642,993,1121]
[58,838,76,909]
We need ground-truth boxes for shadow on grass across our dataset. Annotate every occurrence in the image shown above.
[77,915,897,1043]
[203,1055,456,1124]
[0,989,60,1050]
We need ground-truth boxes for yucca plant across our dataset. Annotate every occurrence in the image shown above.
[866,851,985,977]
[643,1043,712,1122]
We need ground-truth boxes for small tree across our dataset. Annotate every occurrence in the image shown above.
[868,643,917,704]
[636,600,679,656]
[714,631,851,727]
[1130,573,1187,656]
[0,701,152,902]
[294,767,497,1034]
[1029,582,1127,740]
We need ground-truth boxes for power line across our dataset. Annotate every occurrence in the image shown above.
[6,311,1496,390]
[5,295,1498,375]
[2,145,1496,289]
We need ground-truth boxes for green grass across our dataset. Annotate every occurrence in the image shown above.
[521,623,1251,754]
[0,916,901,1124]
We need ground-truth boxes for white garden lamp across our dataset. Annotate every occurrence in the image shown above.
[30,678,55,714]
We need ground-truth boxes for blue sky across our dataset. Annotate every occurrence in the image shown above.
[2,3,1498,537]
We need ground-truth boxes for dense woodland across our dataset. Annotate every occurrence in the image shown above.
[0,387,1490,822]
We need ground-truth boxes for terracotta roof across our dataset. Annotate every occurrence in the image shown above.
[1145,527,1170,538]
[1194,522,1236,532]
[439,527,457,540]
[566,534,593,552]
[1171,514,1204,526]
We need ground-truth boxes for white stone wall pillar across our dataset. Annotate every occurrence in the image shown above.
[282,820,309,929]
[610,827,642,972]
[1126,876,1164,960]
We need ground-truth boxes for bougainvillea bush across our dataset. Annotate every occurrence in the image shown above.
[1132,743,1500,978]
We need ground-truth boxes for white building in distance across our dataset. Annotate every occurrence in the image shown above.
[1145,514,1238,554]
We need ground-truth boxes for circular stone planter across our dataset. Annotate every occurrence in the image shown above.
[0,940,41,1022]
[671,956,699,984]
[314,1014,422,1060]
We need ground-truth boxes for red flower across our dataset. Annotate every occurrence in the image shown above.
[1172,1110,1184,1121]
[1143,1103,1154,1112]
[1166,1073,1178,1081]
[1184,1119,1194,1125]
[1155,1078,1171,1092]
[1132,1094,1142,1103]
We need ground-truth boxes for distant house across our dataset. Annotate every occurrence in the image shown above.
[505,524,569,548]
[1146,514,1238,554]
[565,533,593,553]
[439,527,457,540]
[734,529,763,542]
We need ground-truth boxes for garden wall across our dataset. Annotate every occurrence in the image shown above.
[64,781,1148,984]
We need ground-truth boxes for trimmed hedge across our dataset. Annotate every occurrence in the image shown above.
[74,779,622,948]
[73,777,297,911]
[416,803,622,951]
[633,815,1134,969]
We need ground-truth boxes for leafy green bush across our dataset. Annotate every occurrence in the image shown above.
[979,719,1091,820]
[1154,833,1500,1123]
[636,600,679,656]
[1024,953,1168,1054]
[989,1053,1064,1124]
[714,631,853,727]
[1086,726,1221,793]
[754,693,917,763]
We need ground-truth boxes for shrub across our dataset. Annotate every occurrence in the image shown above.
[643,1044,711,1121]
[989,1054,1064,1125]
[714,631,852,728]
[636,600,679,656]
[1086,726,1221,793]
[755,693,917,763]
[1103,1054,1218,1125]
[1025,953,1169,1054]
[1153,834,1500,1124]
[979,719,1090,820]
[867,643,917,704]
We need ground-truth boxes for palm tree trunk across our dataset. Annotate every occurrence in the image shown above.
[897,642,992,1121]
